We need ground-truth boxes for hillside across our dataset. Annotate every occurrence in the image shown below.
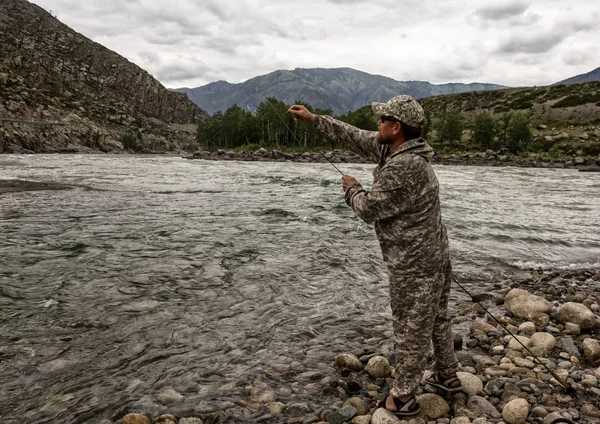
[173,67,505,115]
[556,67,600,84]
[418,81,600,125]
[0,0,209,154]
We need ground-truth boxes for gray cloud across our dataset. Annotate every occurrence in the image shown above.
[29,0,600,88]
[474,0,531,20]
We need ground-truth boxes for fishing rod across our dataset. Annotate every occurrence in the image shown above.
[451,275,575,395]
[254,87,345,176]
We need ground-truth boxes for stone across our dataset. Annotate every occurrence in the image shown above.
[564,322,581,335]
[327,405,357,424]
[352,415,372,424]
[558,337,580,358]
[450,417,470,424]
[344,398,370,416]
[529,333,556,351]
[504,289,551,319]
[557,303,597,329]
[334,354,364,372]
[513,357,535,368]
[179,419,204,424]
[507,336,531,351]
[156,389,184,405]
[502,398,529,424]
[531,406,548,418]
[372,408,402,423]
[543,412,563,423]
[581,338,600,360]
[456,372,483,394]
[121,414,151,424]
[155,415,177,424]
[519,322,537,333]
[470,322,497,333]
[287,403,312,417]
[366,356,392,378]
[467,395,501,418]
[484,379,504,395]
[267,402,285,416]
[416,393,450,419]
[581,404,600,418]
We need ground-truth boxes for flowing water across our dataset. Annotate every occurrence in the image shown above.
[1,155,599,423]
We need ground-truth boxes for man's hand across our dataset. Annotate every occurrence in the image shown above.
[287,105,316,124]
[342,175,358,192]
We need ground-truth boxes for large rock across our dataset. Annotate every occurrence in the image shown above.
[507,335,532,351]
[502,398,529,424]
[467,395,502,418]
[334,354,364,371]
[344,397,371,416]
[417,393,450,419]
[581,338,600,360]
[457,372,484,394]
[366,356,392,378]
[121,414,151,424]
[504,289,551,320]
[557,303,597,329]
[529,332,556,351]
[371,408,402,424]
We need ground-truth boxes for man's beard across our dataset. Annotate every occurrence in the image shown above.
[376,131,394,145]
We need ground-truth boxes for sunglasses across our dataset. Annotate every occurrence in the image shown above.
[380,115,399,123]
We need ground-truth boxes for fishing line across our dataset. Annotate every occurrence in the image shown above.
[452,275,575,395]
[255,87,345,176]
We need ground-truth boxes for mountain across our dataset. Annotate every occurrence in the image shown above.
[0,0,208,154]
[173,67,506,115]
[556,67,600,84]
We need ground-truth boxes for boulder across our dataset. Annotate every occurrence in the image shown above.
[557,303,597,329]
[467,395,501,418]
[504,289,551,320]
[366,356,392,378]
[457,372,484,394]
[529,332,556,351]
[371,408,402,424]
[581,338,600,360]
[334,354,364,371]
[417,393,450,419]
[507,335,531,351]
[121,414,151,424]
[502,398,530,424]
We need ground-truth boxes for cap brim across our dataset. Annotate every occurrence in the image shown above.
[371,102,386,115]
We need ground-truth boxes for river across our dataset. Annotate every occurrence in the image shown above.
[1,155,599,423]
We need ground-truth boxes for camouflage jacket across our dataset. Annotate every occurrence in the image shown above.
[315,115,449,274]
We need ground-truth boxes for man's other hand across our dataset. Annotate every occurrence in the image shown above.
[342,175,358,191]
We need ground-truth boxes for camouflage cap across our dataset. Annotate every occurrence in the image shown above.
[372,94,426,129]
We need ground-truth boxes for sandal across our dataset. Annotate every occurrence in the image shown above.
[425,372,463,392]
[376,394,421,417]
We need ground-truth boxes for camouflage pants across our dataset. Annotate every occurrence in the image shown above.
[388,259,459,397]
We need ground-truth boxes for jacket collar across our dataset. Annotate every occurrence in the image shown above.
[389,138,426,159]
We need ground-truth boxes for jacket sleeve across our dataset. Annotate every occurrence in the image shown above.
[314,115,380,162]
[344,159,427,223]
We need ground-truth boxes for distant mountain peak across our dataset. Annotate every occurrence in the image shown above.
[556,66,600,85]
[172,67,506,115]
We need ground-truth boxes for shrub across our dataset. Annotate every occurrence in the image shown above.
[506,113,533,154]
[121,133,138,150]
[473,112,496,150]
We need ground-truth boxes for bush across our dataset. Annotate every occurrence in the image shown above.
[121,133,138,150]
[436,110,463,147]
[473,112,495,150]
[506,113,533,154]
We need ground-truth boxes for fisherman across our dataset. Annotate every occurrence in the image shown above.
[288,95,461,417]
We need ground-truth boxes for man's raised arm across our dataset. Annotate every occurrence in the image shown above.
[288,105,381,162]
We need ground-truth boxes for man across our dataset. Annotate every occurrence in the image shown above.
[288,95,461,417]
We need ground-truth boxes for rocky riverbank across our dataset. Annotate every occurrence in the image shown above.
[184,149,600,171]
[109,269,600,424]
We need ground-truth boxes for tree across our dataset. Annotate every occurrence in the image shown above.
[437,110,463,148]
[473,112,495,150]
[506,112,533,154]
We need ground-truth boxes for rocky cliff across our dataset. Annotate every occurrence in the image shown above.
[0,0,209,153]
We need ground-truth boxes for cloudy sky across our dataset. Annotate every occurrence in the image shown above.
[31,0,599,89]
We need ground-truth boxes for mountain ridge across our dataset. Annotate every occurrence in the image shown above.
[556,67,600,85]
[173,67,506,115]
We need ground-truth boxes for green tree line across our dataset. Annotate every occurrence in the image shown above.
[196,99,378,151]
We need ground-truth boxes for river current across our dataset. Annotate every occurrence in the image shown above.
[1,155,599,423]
